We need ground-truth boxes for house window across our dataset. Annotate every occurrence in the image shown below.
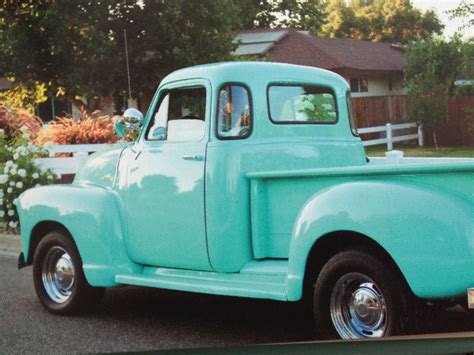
[350,78,368,93]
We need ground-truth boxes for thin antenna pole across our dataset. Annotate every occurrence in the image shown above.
[123,29,132,102]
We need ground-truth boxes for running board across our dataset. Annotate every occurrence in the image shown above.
[115,265,288,301]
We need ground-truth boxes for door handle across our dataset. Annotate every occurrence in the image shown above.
[182,154,204,161]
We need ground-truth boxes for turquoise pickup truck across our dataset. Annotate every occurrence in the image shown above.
[17,62,473,339]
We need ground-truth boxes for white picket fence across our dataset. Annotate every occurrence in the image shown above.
[34,144,112,175]
[358,122,423,150]
[0,122,423,177]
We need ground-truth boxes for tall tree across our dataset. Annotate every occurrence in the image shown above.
[322,0,364,39]
[405,37,472,147]
[447,0,473,33]
[238,0,326,33]
[0,0,242,110]
[322,0,443,43]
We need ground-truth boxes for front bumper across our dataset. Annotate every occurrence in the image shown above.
[468,288,474,309]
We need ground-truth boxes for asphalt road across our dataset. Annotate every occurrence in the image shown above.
[1,254,473,353]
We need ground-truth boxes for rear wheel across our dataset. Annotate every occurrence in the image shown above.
[312,250,409,339]
[33,230,104,315]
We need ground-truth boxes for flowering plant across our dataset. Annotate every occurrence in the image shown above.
[0,129,56,232]
[35,109,119,146]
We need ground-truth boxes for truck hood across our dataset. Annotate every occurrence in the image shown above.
[73,144,128,188]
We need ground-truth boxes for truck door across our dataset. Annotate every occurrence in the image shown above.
[124,80,212,271]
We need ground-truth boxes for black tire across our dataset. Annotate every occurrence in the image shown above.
[312,249,410,339]
[32,230,104,315]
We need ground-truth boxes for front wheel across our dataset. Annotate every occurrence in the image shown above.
[33,230,104,315]
[312,250,409,339]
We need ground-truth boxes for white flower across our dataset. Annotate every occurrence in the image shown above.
[35,184,40,187]
[8,221,17,228]
[5,161,13,168]
[10,169,17,175]
[13,153,19,160]
[0,210,4,218]
[0,199,3,205]
[32,173,39,179]
[20,125,28,132]
[18,169,26,177]
[9,181,14,187]
[7,187,12,193]
[16,146,27,156]
[13,198,18,205]
[56,174,62,179]
[16,181,23,188]
[22,132,30,139]
[3,167,8,174]
[49,151,55,158]
[47,175,53,180]
[7,209,14,216]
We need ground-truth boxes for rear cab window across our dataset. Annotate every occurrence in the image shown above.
[268,84,337,124]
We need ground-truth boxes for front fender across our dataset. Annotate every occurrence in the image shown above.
[287,181,474,301]
[17,185,140,286]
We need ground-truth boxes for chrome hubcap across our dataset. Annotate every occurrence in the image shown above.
[42,246,75,303]
[330,273,387,339]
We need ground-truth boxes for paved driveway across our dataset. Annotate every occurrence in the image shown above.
[1,254,473,353]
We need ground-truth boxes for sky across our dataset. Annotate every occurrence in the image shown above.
[411,0,472,38]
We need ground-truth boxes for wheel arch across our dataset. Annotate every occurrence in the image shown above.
[286,180,473,301]
[27,220,72,264]
[301,231,413,301]
[16,184,140,287]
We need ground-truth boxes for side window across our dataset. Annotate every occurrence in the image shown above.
[217,85,251,139]
[146,87,206,141]
[268,85,337,124]
[346,91,358,136]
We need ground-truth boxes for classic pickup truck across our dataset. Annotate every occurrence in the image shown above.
[17,62,473,340]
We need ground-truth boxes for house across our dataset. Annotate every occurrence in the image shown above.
[233,28,406,98]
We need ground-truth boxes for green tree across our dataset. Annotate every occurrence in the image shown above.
[405,37,472,147]
[238,0,326,33]
[323,0,443,44]
[0,0,241,111]
[322,0,363,39]
[447,0,473,32]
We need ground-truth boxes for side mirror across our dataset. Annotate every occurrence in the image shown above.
[114,108,144,138]
[123,108,143,127]
[152,127,167,140]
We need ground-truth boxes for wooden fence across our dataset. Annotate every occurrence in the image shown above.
[351,95,474,146]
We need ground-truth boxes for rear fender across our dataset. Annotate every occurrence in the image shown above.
[286,181,474,301]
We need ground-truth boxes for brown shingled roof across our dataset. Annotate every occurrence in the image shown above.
[234,28,405,73]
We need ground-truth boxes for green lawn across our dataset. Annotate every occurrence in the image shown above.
[365,144,474,158]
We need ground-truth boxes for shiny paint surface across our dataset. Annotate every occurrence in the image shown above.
[118,79,211,270]
[17,185,141,286]
[16,62,474,302]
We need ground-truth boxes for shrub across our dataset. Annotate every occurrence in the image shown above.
[0,104,44,139]
[0,129,56,232]
[35,109,119,146]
